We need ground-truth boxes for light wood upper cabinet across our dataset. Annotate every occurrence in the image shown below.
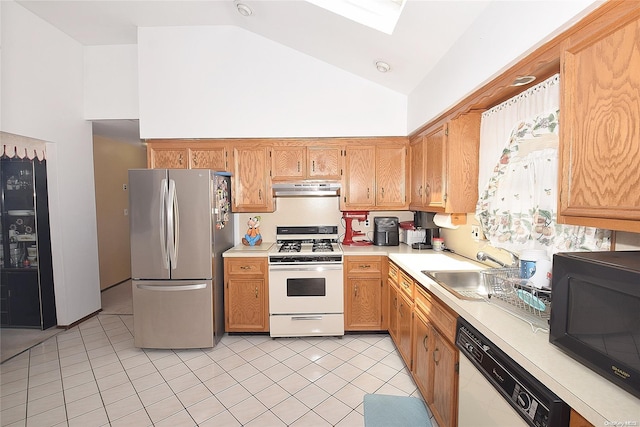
[307,146,342,180]
[271,146,306,180]
[376,145,408,209]
[342,140,408,210]
[410,112,480,215]
[559,9,640,232]
[271,145,342,181]
[190,146,227,170]
[147,141,230,171]
[233,146,274,212]
[343,146,376,208]
[149,147,188,169]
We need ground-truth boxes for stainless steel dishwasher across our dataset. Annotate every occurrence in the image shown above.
[456,317,570,427]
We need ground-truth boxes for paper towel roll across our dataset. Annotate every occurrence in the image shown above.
[433,213,459,229]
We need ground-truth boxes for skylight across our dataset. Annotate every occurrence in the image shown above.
[306,0,407,35]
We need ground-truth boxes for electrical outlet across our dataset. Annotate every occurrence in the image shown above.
[124,209,128,216]
[471,225,481,241]
[123,184,128,191]
[364,219,370,227]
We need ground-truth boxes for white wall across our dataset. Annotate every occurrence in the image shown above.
[1,1,101,326]
[406,0,602,133]
[84,45,139,120]
[138,26,406,139]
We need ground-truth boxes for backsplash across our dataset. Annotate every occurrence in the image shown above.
[236,197,413,245]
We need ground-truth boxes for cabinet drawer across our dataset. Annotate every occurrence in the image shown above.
[226,258,267,275]
[415,285,457,342]
[398,271,414,300]
[346,257,383,275]
[388,262,399,285]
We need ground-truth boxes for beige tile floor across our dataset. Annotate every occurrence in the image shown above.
[0,284,438,426]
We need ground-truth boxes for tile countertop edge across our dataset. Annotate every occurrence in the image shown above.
[389,252,640,426]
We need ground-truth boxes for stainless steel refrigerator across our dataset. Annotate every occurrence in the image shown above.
[128,169,233,349]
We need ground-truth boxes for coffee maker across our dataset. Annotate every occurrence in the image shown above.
[412,211,440,250]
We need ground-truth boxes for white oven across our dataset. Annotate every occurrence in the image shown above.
[268,225,344,338]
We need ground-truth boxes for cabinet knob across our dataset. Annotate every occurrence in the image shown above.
[381,187,385,198]
[240,265,251,270]
[192,154,198,165]
[312,160,316,171]
[418,185,422,197]
[255,287,259,298]
[178,153,183,164]
[367,188,370,199]
[354,285,358,297]
[297,161,301,172]
[433,347,440,365]
[359,264,371,269]
[423,335,429,351]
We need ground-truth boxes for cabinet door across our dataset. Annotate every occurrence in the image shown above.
[308,146,342,180]
[149,147,188,169]
[346,277,382,330]
[425,127,446,211]
[343,146,376,208]
[560,14,640,231]
[271,146,305,180]
[3,271,41,327]
[233,146,273,212]
[388,283,399,342]
[445,113,481,214]
[431,330,458,427]
[190,147,227,170]
[409,139,426,209]
[226,277,267,331]
[397,291,413,369]
[376,146,407,209]
[413,309,434,402]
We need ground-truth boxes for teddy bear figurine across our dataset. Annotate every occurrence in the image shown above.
[242,216,262,246]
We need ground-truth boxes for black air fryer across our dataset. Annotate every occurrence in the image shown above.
[373,217,399,246]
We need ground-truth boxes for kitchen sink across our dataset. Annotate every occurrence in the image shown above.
[422,270,489,300]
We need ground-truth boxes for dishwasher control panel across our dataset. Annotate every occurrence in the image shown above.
[456,318,570,427]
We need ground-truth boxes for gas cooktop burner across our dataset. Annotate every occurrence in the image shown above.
[279,242,302,253]
[313,240,334,252]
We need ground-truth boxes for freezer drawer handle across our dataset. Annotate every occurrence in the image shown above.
[136,283,207,292]
[291,316,323,321]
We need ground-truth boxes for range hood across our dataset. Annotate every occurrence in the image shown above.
[272,181,341,197]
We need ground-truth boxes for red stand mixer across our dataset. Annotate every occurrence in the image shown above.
[342,211,373,246]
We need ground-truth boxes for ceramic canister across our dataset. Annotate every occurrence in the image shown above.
[519,249,549,279]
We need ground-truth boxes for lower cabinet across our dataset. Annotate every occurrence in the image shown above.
[388,261,459,427]
[224,257,269,332]
[344,256,387,331]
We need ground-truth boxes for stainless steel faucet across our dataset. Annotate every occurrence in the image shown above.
[477,248,519,268]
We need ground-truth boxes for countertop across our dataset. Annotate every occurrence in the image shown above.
[390,252,640,426]
[222,243,640,423]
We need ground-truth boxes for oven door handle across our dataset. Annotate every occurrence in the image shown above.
[291,316,323,321]
[268,265,343,272]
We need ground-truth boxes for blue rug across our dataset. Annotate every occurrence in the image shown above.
[363,394,432,427]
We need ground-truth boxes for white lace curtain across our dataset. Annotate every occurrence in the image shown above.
[476,74,610,258]
[478,74,559,193]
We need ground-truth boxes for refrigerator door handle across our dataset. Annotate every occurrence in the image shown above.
[136,283,207,292]
[159,178,170,270]
[167,178,179,269]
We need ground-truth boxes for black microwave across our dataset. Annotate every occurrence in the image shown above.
[549,251,640,399]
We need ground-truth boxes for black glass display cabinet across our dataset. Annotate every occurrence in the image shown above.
[1,156,56,329]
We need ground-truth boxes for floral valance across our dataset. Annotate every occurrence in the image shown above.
[1,132,47,160]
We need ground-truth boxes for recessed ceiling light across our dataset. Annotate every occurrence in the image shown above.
[375,61,391,73]
[511,75,536,86]
[235,2,253,16]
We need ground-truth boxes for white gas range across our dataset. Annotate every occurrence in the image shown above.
[268,225,344,338]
